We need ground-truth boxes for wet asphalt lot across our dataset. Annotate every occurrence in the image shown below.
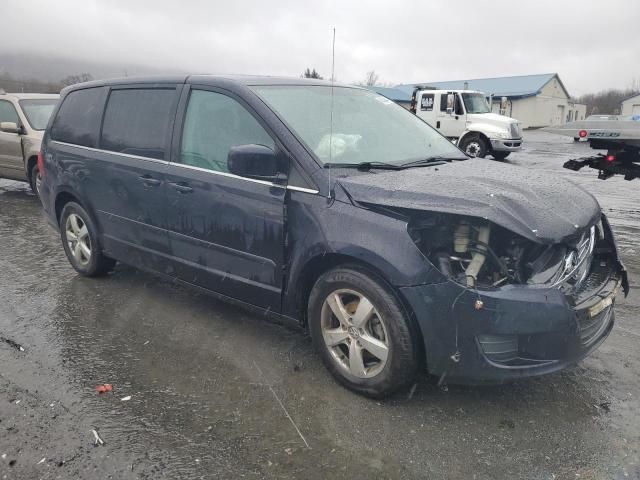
[0,130,638,479]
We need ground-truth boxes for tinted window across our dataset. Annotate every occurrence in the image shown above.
[0,100,20,124]
[440,94,448,112]
[101,89,175,160]
[180,90,274,172]
[50,88,105,147]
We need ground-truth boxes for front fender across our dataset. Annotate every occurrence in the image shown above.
[20,135,43,176]
[460,123,508,141]
[282,192,447,318]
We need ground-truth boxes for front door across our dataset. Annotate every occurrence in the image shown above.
[436,93,465,138]
[165,88,286,311]
[0,100,25,180]
[555,105,565,125]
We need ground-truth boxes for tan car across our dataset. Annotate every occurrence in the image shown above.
[0,92,59,195]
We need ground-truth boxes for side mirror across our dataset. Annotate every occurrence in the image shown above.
[0,121,21,134]
[499,96,508,115]
[227,144,285,182]
[446,93,455,115]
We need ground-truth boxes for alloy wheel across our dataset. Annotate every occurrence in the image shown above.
[320,289,390,378]
[65,213,92,265]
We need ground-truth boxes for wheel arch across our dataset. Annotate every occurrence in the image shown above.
[291,252,426,365]
[54,191,81,224]
[26,155,38,182]
[458,130,490,149]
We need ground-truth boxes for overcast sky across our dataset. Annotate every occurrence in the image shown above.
[4,0,639,96]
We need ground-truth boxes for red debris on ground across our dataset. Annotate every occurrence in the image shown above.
[95,384,113,394]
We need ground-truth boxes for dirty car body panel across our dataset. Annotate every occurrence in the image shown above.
[39,75,628,385]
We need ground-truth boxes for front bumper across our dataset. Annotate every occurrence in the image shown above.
[490,138,522,152]
[400,221,628,384]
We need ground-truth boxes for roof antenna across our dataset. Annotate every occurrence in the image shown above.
[327,27,336,200]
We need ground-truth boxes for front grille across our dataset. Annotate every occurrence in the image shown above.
[510,122,522,138]
[578,305,613,346]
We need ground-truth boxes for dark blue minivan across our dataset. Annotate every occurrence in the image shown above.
[39,76,628,397]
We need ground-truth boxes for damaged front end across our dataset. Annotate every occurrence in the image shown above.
[408,213,626,294]
[402,211,628,382]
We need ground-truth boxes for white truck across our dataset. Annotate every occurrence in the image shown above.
[408,87,523,160]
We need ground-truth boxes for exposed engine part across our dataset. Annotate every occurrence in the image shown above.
[434,251,454,278]
[453,223,470,253]
[408,214,608,291]
[465,225,490,287]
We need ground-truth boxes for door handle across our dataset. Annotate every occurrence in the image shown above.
[138,174,161,187]
[169,182,194,194]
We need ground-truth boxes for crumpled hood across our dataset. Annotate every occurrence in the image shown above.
[338,159,601,244]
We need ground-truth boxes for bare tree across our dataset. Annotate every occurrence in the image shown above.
[302,68,323,79]
[60,73,94,87]
[363,70,380,87]
[577,85,639,115]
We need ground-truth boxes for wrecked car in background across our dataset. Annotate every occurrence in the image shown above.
[0,92,59,196]
[38,76,628,397]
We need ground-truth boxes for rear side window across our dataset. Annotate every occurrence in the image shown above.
[0,100,20,124]
[100,89,175,160]
[50,87,106,147]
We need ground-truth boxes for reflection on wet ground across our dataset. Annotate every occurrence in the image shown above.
[0,130,638,479]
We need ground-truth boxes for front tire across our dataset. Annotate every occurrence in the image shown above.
[60,202,115,277]
[308,266,419,398]
[491,151,510,161]
[459,134,487,158]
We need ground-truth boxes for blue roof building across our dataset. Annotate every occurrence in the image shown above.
[369,73,585,128]
[395,73,570,99]
[366,86,412,104]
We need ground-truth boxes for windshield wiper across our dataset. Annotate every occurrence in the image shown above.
[399,156,467,168]
[324,161,404,171]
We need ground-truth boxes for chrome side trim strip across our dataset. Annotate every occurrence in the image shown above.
[51,140,319,194]
[286,185,320,194]
[52,141,170,165]
[168,161,282,188]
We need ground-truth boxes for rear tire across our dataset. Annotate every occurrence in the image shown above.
[29,162,41,197]
[459,134,487,158]
[308,266,419,398]
[60,202,115,277]
[491,151,510,161]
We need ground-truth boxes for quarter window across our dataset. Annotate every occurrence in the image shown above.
[101,89,175,160]
[0,100,20,124]
[180,90,274,172]
[50,87,106,147]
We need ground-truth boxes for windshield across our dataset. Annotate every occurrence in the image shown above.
[252,86,464,165]
[461,93,491,114]
[18,99,58,130]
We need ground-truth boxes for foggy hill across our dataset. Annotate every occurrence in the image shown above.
[0,51,186,83]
